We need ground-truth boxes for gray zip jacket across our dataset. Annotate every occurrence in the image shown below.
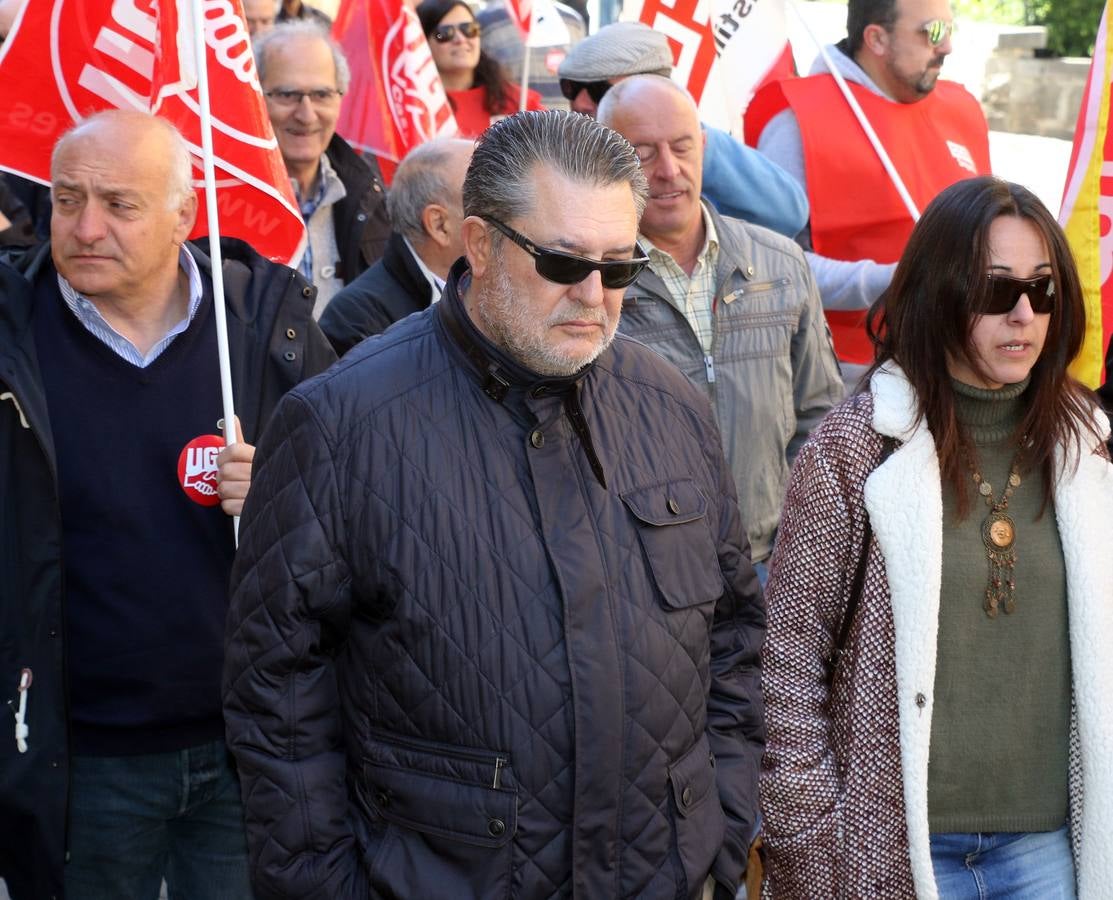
[619,204,844,562]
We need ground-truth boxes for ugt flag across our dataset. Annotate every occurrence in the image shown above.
[1060,0,1113,387]
[333,0,458,184]
[0,0,305,264]
[624,0,792,133]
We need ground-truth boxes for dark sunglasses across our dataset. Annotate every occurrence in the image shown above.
[984,273,1055,315]
[559,78,613,104]
[483,216,649,289]
[433,21,480,42]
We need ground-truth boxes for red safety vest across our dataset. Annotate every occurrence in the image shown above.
[746,75,991,363]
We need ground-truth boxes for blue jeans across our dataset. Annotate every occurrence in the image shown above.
[930,825,1076,899]
[65,739,252,900]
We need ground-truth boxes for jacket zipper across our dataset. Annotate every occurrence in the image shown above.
[369,728,509,787]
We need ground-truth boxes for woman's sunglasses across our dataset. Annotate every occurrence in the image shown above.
[559,79,612,104]
[433,21,480,42]
[483,217,649,289]
[984,274,1055,315]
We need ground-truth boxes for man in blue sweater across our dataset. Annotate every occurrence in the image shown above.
[0,110,334,899]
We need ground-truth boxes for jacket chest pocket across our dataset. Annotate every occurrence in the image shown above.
[621,478,724,610]
[358,729,517,900]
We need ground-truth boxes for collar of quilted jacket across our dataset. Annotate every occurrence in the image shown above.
[437,259,608,488]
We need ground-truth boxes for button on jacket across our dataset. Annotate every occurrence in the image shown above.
[223,262,767,900]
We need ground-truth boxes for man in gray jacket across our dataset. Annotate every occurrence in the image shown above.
[599,76,844,575]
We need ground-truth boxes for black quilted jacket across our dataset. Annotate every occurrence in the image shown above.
[223,264,767,900]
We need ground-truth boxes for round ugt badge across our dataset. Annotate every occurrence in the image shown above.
[178,434,225,506]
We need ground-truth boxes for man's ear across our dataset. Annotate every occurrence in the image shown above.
[461,215,492,277]
[862,23,890,57]
[176,191,199,242]
[421,203,452,249]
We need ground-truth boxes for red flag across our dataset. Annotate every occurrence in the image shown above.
[626,0,793,131]
[0,0,305,264]
[333,0,458,184]
[506,0,533,39]
[630,0,718,105]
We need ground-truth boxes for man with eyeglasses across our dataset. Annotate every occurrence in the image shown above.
[223,110,765,900]
[255,21,392,317]
[747,0,990,383]
[599,75,843,583]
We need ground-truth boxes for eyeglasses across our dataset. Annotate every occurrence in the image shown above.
[263,88,344,108]
[483,216,649,289]
[920,18,956,46]
[432,21,481,42]
[559,78,613,104]
[984,274,1055,315]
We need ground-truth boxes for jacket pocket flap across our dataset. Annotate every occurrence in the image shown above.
[621,478,707,526]
[362,758,517,849]
[621,479,722,608]
[668,733,717,819]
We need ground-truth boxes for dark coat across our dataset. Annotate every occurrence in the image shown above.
[319,231,433,356]
[0,239,335,900]
[325,134,392,285]
[223,263,766,900]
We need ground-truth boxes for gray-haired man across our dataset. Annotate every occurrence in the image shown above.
[224,110,765,900]
[319,137,474,356]
[255,21,392,315]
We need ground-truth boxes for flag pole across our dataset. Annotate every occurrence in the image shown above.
[190,0,240,542]
[787,0,920,222]
[519,43,532,111]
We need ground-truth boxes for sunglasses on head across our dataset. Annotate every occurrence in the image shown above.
[559,78,613,104]
[984,273,1055,315]
[920,18,955,46]
[483,216,649,289]
[433,20,480,42]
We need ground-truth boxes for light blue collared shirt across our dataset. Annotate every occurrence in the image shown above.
[58,247,205,368]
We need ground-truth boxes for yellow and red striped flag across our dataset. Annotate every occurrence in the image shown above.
[1060,1,1113,387]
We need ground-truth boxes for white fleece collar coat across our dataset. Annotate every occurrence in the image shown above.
[761,364,1113,899]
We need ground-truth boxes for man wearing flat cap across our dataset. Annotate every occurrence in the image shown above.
[558,21,807,239]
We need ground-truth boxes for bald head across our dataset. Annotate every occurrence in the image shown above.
[596,74,698,131]
[52,110,194,210]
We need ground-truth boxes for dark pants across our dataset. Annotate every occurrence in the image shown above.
[65,739,252,900]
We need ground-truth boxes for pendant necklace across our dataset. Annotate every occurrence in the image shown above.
[969,452,1022,618]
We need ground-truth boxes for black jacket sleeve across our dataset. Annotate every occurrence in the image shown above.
[223,388,368,899]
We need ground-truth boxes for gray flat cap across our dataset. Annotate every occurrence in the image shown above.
[558,21,674,81]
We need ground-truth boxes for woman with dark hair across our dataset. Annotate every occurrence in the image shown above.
[760,176,1113,899]
[418,0,543,138]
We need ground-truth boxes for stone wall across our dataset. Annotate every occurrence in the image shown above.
[982,27,1089,140]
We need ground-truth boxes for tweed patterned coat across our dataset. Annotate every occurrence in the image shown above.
[760,363,1113,899]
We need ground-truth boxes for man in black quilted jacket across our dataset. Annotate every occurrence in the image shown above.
[223,109,766,900]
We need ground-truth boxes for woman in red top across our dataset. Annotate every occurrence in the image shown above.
[418,0,543,139]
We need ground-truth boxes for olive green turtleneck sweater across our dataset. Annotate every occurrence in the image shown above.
[927,377,1071,833]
